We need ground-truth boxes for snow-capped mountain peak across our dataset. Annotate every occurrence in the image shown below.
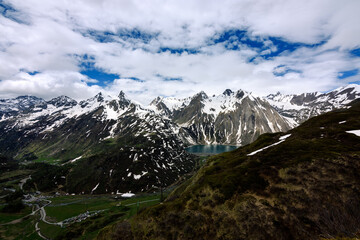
[47,95,77,107]
[117,90,131,107]
[193,91,209,100]
[223,89,233,96]
[235,90,245,99]
[0,95,47,117]
[152,89,291,145]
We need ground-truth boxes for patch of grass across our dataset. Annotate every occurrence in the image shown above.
[38,221,63,239]
[0,169,32,181]
[0,206,32,224]
[0,214,41,240]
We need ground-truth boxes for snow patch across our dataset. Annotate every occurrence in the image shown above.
[248,134,291,156]
[279,134,291,140]
[70,155,82,163]
[91,183,100,193]
[346,130,360,137]
[121,192,135,198]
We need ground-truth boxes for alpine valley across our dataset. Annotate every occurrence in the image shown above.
[0,84,359,195]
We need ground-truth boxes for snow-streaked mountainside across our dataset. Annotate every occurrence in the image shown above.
[150,89,292,145]
[0,89,292,148]
[0,84,358,193]
[1,84,359,148]
[0,91,195,194]
[266,84,360,124]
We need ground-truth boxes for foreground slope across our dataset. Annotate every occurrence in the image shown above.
[98,100,360,240]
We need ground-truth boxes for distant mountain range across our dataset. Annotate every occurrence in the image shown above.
[266,84,360,124]
[0,84,359,194]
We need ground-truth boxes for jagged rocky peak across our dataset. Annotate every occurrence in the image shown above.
[116,90,131,110]
[235,90,245,99]
[47,95,77,107]
[150,96,163,106]
[149,96,169,111]
[266,91,290,101]
[223,89,233,96]
[118,90,131,103]
[266,91,281,99]
[193,91,208,100]
[79,92,107,108]
[15,95,47,106]
[118,90,125,100]
[95,92,104,102]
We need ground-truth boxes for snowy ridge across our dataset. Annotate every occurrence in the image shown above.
[150,96,192,112]
[265,84,360,124]
[0,95,47,114]
[1,84,358,147]
[0,91,156,139]
[201,89,255,117]
[150,89,291,145]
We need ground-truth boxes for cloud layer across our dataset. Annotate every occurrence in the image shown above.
[0,0,359,104]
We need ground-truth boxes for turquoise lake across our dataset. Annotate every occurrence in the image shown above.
[185,145,238,155]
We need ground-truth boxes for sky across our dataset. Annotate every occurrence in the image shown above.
[0,0,359,104]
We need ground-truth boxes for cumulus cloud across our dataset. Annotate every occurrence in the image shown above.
[0,0,359,104]
[0,71,102,100]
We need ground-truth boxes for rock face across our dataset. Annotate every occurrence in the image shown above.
[98,100,360,240]
[266,84,360,124]
[150,89,292,145]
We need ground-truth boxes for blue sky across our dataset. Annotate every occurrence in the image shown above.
[0,0,359,104]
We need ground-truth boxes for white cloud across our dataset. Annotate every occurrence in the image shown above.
[0,71,102,100]
[0,0,359,104]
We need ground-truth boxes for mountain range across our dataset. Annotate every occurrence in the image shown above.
[0,84,359,194]
[266,84,360,124]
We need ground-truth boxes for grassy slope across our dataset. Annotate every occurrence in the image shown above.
[97,102,360,240]
[0,215,41,240]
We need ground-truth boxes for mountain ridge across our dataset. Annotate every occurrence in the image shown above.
[1,84,359,149]
[266,84,360,124]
